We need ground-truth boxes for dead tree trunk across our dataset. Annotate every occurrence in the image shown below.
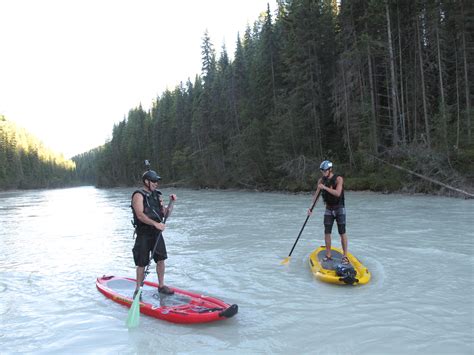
[460,0,471,143]
[416,15,431,148]
[385,1,400,146]
[435,8,448,151]
[370,155,474,198]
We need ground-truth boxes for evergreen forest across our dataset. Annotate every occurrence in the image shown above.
[0,116,75,189]
[3,0,474,196]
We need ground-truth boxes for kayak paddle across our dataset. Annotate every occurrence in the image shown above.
[280,190,321,265]
[126,196,175,328]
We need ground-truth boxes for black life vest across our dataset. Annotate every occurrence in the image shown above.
[321,174,345,207]
[131,189,164,234]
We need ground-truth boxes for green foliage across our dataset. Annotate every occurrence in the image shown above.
[68,0,472,196]
[0,116,75,189]
[346,172,404,192]
[450,145,474,178]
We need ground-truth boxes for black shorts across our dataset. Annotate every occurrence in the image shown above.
[324,206,346,235]
[132,233,168,267]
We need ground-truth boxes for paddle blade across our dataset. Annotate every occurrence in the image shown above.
[280,256,291,265]
[126,289,142,328]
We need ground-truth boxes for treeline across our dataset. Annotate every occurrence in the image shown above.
[0,116,76,189]
[76,0,473,193]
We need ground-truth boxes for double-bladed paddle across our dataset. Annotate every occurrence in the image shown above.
[280,190,321,265]
[126,196,175,328]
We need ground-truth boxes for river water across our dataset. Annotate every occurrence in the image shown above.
[0,186,473,354]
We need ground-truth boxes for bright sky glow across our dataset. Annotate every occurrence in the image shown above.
[0,0,275,158]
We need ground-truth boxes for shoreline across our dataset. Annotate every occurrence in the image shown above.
[2,180,473,199]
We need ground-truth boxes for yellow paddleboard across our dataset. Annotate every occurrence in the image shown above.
[309,246,371,285]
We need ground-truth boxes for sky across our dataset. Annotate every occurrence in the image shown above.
[0,0,276,158]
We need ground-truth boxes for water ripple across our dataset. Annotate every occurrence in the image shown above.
[0,188,472,354]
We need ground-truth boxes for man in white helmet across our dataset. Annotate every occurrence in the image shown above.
[309,160,349,264]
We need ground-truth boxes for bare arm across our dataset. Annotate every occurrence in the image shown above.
[308,178,323,215]
[313,178,323,202]
[163,194,177,218]
[132,193,165,231]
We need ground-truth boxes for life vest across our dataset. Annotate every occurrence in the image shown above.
[131,189,164,234]
[321,174,345,207]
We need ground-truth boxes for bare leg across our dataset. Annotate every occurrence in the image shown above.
[135,266,145,291]
[340,233,348,256]
[324,233,332,257]
[156,260,165,288]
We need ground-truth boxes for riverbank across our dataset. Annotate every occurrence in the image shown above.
[159,172,474,199]
[3,164,473,199]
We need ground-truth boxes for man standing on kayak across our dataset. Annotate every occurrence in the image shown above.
[131,169,176,297]
[309,160,349,264]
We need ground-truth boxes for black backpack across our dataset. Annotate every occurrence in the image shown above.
[335,264,358,285]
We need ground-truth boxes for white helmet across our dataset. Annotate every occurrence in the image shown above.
[319,160,333,171]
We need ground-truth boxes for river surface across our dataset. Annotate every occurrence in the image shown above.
[0,186,473,354]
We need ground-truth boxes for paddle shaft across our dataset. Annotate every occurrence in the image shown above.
[140,197,175,288]
[286,190,322,258]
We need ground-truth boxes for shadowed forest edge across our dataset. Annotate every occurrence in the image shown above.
[1,0,473,197]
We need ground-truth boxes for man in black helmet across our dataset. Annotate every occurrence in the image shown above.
[131,169,177,296]
[309,160,349,264]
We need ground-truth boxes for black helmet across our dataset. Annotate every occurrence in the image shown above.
[142,170,161,183]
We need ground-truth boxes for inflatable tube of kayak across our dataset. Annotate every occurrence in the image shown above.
[96,275,238,324]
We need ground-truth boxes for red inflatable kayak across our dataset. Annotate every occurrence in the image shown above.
[96,275,238,324]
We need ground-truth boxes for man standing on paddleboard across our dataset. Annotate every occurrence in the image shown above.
[309,160,349,265]
[131,168,176,297]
